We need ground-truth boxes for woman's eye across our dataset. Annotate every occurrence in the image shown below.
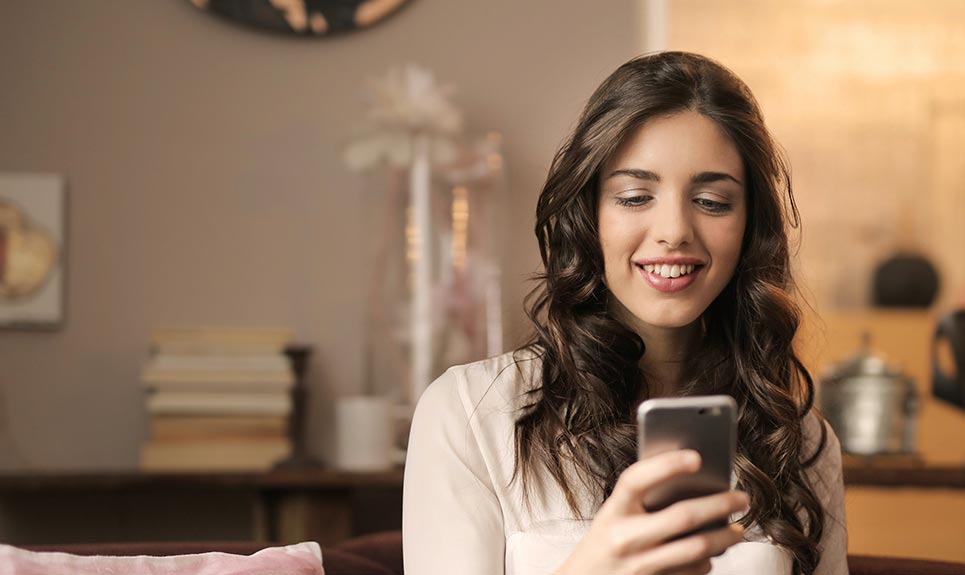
[694,197,732,213]
[615,195,652,208]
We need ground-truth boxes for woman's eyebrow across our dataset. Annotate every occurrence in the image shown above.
[691,171,742,186]
[605,169,742,186]
[605,168,660,181]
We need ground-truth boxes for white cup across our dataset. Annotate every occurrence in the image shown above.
[334,395,394,471]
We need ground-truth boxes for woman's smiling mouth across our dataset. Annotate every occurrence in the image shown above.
[634,259,706,292]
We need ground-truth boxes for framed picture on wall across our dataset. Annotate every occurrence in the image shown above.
[0,174,66,329]
[188,0,413,36]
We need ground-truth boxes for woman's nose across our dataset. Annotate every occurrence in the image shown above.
[653,199,695,249]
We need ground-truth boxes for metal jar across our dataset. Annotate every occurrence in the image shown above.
[818,345,918,455]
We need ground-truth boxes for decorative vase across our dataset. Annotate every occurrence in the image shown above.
[344,65,507,462]
[361,133,506,460]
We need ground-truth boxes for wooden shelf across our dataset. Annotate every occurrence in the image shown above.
[0,467,405,545]
[842,456,965,489]
[0,467,405,491]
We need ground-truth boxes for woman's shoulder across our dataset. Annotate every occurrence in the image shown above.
[414,349,543,423]
[800,408,845,503]
[802,409,842,467]
[801,409,850,569]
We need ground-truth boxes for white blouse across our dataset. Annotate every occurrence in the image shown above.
[403,352,849,575]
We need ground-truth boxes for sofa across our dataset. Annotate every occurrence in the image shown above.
[25,530,965,575]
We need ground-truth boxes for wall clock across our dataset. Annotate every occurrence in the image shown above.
[190,0,412,36]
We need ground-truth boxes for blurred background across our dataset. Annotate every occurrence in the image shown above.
[0,0,963,564]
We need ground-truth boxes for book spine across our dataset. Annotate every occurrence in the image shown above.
[150,341,290,356]
[147,354,291,371]
[146,391,292,416]
[150,415,288,441]
[139,439,291,471]
[141,368,294,386]
[143,380,294,394]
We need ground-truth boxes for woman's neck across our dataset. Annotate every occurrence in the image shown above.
[609,298,699,398]
[637,324,698,397]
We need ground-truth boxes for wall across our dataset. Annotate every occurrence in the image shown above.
[666,0,965,312]
[662,0,965,561]
[0,0,641,469]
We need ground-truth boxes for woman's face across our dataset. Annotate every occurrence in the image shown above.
[598,110,747,336]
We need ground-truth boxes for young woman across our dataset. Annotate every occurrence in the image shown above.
[403,52,848,575]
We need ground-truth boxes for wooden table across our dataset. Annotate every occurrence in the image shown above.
[0,467,405,546]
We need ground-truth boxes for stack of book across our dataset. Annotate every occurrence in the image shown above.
[139,326,295,472]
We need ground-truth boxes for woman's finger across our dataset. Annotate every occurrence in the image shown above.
[612,490,748,553]
[602,450,701,516]
[625,523,744,574]
[654,490,749,540]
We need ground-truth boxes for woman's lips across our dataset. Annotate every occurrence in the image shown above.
[636,264,702,293]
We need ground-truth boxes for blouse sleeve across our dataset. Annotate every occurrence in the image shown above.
[402,367,506,575]
[807,416,850,575]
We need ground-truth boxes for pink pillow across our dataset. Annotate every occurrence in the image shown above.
[0,541,324,575]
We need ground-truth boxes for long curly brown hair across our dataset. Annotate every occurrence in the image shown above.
[512,52,828,575]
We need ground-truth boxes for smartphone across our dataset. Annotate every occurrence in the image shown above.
[636,395,737,534]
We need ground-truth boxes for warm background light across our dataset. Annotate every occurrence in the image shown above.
[656,0,965,561]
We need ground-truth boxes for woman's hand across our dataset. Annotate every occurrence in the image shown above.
[555,450,749,575]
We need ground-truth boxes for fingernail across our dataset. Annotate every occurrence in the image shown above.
[683,450,701,466]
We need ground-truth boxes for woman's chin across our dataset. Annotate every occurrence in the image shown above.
[648,317,700,330]
[623,309,702,333]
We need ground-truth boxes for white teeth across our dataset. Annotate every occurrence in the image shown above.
[641,263,698,278]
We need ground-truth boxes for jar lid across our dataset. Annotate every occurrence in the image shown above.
[823,332,910,381]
